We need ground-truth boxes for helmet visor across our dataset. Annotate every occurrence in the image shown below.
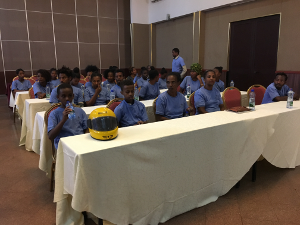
[87,116,118,132]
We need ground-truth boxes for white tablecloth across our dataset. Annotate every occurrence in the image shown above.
[9,91,30,118]
[54,101,300,225]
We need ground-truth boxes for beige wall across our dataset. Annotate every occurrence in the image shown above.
[203,0,300,71]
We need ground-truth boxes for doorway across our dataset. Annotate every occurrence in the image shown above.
[228,14,280,91]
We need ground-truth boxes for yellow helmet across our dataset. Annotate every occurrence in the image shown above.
[87,108,118,140]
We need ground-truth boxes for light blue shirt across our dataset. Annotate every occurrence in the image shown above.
[194,87,223,114]
[201,78,225,92]
[33,82,54,98]
[180,76,201,94]
[158,78,167,89]
[156,91,188,119]
[139,81,160,100]
[136,78,148,88]
[85,81,92,88]
[103,80,116,90]
[84,86,110,106]
[262,83,290,104]
[72,83,84,89]
[133,75,141,84]
[50,86,84,104]
[114,100,148,127]
[11,79,32,91]
[111,84,124,98]
[172,56,185,74]
[47,107,88,149]
[50,79,61,88]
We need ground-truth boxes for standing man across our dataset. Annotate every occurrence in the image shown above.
[172,48,187,79]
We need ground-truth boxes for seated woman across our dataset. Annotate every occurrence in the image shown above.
[139,70,160,101]
[136,68,148,88]
[33,69,53,99]
[194,70,225,114]
[11,68,32,98]
[50,68,60,87]
[158,68,168,89]
[85,73,110,106]
[180,63,204,95]
[85,65,99,88]
[102,69,116,90]
[70,72,84,89]
[213,66,225,92]
[156,72,193,121]
[126,67,137,83]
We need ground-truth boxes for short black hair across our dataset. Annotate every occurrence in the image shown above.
[50,68,57,73]
[204,70,216,79]
[275,72,288,81]
[172,48,179,54]
[16,68,24,75]
[58,66,72,78]
[120,79,134,91]
[141,67,147,74]
[149,69,159,80]
[115,69,124,76]
[72,72,81,80]
[57,83,73,96]
[85,65,99,73]
[91,72,102,81]
[166,72,181,82]
[104,69,114,79]
[129,67,135,74]
[73,67,80,73]
[214,66,223,74]
[160,67,167,75]
[150,66,155,70]
[37,69,51,82]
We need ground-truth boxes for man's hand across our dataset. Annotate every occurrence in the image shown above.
[136,121,145,125]
[38,93,46,99]
[95,83,102,95]
[62,106,72,121]
[187,106,195,115]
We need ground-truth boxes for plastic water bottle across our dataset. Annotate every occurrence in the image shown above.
[106,84,110,92]
[287,88,294,109]
[249,89,255,110]
[81,85,85,97]
[134,86,139,101]
[230,80,234,87]
[66,101,75,119]
[46,85,50,99]
[110,89,115,101]
[186,85,191,99]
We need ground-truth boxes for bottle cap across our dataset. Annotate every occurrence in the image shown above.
[111,89,114,92]
[251,89,254,92]
[66,101,70,104]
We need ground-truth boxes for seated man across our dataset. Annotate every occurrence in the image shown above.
[111,69,125,98]
[85,73,110,106]
[136,68,148,88]
[114,80,148,127]
[84,65,99,89]
[33,69,53,99]
[48,83,88,149]
[49,66,84,106]
[262,72,299,104]
[11,68,32,98]
[156,72,193,121]
[158,68,168,89]
[194,70,225,114]
[50,68,60,87]
[139,69,160,101]
[70,72,83,89]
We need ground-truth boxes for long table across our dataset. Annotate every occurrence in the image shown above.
[9,91,30,118]
[54,101,300,225]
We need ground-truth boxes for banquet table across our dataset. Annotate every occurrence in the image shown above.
[9,91,30,118]
[54,101,300,225]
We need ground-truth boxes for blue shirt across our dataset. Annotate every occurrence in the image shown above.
[136,78,148,88]
[85,81,92,88]
[102,80,116,90]
[47,107,88,149]
[201,78,225,92]
[262,83,290,104]
[180,76,201,94]
[172,56,185,73]
[156,92,188,119]
[111,84,124,98]
[139,81,160,100]
[114,100,148,127]
[72,83,84,89]
[33,82,54,98]
[133,75,141,84]
[50,86,84,105]
[194,87,223,114]
[11,79,32,91]
[50,79,61,88]
[158,78,167,89]
[84,86,110,106]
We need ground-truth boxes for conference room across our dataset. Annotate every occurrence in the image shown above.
[1,0,300,224]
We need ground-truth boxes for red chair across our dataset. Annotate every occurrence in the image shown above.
[79,79,86,85]
[247,84,266,105]
[28,77,36,85]
[106,98,123,112]
[29,87,35,99]
[31,75,39,81]
[80,74,85,79]
[12,76,19,81]
[102,76,106,82]
[222,87,241,110]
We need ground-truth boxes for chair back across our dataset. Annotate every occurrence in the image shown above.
[152,97,158,120]
[13,76,19,81]
[31,75,39,81]
[188,92,196,112]
[247,84,266,105]
[106,98,123,112]
[102,76,106,82]
[28,77,36,85]
[79,79,86,85]
[29,87,35,99]
[222,87,241,110]
[177,85,181,92]
[85,77,89,82]
[80,74,85,79]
